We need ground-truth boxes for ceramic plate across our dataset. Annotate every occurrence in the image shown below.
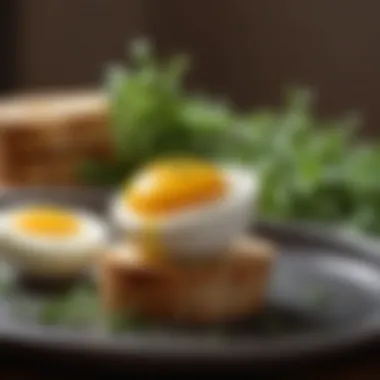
[0,187,379,370]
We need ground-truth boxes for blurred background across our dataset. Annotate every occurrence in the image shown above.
[1,0,380,135]
[2,2,380,378]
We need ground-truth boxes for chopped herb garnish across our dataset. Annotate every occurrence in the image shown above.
[307,285,334,308]
[38,285,100,327]
[106,310,149,333]
[0,277,14,297]
[38,298,67,326]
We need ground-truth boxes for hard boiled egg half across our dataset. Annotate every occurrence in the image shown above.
[111,157,259,261]
[0,204,107,278]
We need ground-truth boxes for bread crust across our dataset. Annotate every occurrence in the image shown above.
[99,235,276,324]
[0,90,109,185]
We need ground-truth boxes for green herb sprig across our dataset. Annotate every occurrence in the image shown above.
[80,38,380,236]
[38,284,100,327]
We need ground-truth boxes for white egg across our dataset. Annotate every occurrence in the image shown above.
[110,166,259,260]
[0,204,108,278]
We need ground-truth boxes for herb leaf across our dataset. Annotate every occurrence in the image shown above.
[79,38,380,237]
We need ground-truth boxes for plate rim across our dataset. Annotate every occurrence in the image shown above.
[0,187,380,362]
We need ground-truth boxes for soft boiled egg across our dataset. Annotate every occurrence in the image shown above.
[111,157,259,261]
[0,204,107,278]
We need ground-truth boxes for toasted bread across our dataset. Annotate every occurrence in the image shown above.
[99,235,276,324]
[0,90,109,185]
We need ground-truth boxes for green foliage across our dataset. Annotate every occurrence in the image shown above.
[106,39,236,162]
[38,284,100,327]
[79,38,380,235]
[81,38,241,186]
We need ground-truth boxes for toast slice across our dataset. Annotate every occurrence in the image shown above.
[0,90,109,185]
[99,235,276,324]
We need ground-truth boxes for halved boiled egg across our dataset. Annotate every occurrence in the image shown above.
[111,157,259,261]
[0,204,108,278]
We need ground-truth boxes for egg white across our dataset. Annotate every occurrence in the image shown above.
[111,166,258,231]
[0,205,108,277]
[110,166,259,258]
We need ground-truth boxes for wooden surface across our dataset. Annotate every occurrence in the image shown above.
[5,0,380,136]
[0,344,379,379]
[0,364,378,379]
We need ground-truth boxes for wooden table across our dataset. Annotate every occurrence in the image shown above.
[0,343,379,379]
[0,363,379,379]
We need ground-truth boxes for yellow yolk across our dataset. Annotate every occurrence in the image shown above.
[14,207,80,237]
[123,158,227,263]
[124,158,227,217]
[138,220,163,263]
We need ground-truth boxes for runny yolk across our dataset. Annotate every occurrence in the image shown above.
[138,219,163,263]
[123,158,227,263]
[14,207,80,237]
[124,158,227,217]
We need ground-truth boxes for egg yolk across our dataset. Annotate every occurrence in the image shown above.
[124,158,227,216]
[14,207,80,237]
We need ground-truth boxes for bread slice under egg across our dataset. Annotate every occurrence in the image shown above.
[99,235,276,324]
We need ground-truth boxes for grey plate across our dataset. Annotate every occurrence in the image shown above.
[0,187,380,365]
